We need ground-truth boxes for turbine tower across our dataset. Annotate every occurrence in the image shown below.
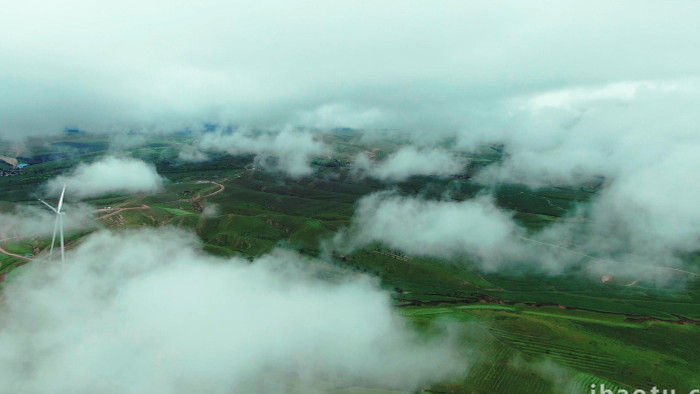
[38,185,67,269]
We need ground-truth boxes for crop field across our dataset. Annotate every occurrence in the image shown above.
[1,134,698,393]
[403,305,699,393]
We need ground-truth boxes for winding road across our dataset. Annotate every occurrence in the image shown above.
[0,180,226,263]
[196,180,225,198]
[0,245,29,262]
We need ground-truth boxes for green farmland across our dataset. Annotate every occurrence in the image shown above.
[1,134,698,393]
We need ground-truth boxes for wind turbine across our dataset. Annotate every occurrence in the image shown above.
[38,185,67,269]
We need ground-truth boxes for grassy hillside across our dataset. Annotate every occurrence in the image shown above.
[1,134,698,392]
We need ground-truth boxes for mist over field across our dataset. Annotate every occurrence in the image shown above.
[337,83,700,283]
[0,229,463,393]
[0,204,96,241]
[2,1,700,392]
[335,193,523,265]
[45,156,164,198]
[354,147,467,182]
[198,128,328,177]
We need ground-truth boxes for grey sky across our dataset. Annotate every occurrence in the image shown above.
[3,1,700,282]
[2,1,700,138]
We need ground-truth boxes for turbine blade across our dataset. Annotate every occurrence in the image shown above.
[59,214,65,269]
[57,185,66,213]
[50,214,59,256]
[38,199,58,214]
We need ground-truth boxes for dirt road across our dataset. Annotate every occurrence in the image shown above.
[95,204,150,221]
[196,180,225,198]
[0,245,30,262]
[0,179,224,262]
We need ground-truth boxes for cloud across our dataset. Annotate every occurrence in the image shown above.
[520,81,661,113]
[177,145,209,163]
[336,189,700,284]
[295,103,387,130]
[0,228,463,393]
[198,127,328,177]
[455,81,700,282]
[107,132,148,152]
[509,357,577,393]
[2,0,699,285]
[2,1,700,139]
[335,193,525,270]
[355,146,467,182]
[45,156,164,198]
[201,203,219,218]
[470,80,700,187]
[0,203,97,242]
[534,142,700,282]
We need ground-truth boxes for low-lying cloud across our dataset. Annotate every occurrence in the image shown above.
[1,0,698,291]
[335,193,524,268]
[0,203,96,242]
[467,80,700,186]
[0,228,464,393]
[355,146,467,182]
[200,203,220,218]
[465,81,700,282]
[45,156,164,199]
[198,128,328,177]
[177,145,210,163]
[336,190,700,284]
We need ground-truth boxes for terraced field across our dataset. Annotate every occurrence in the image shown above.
[1,134,699,392]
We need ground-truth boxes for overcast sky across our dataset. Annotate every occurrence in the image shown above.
[2,1,700,138]
[3,4,700,390]
[3,1,700,281]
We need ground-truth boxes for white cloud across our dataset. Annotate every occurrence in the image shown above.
[2,1,700,138]
[198,127,328,177]
[336,193,524,269]
[201,203,219,218]
[336,186,700,283]
[470,80,700,186]
[521,81,650,112]
[0,228,463,393]
[0,204,96,242]
[2,0,699,285]
[355,146,467,182]
[548,143,700,282]
[45,156,164,198]
[454,81,700,280]
[295,103,387,130]
[177,146,209,163]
